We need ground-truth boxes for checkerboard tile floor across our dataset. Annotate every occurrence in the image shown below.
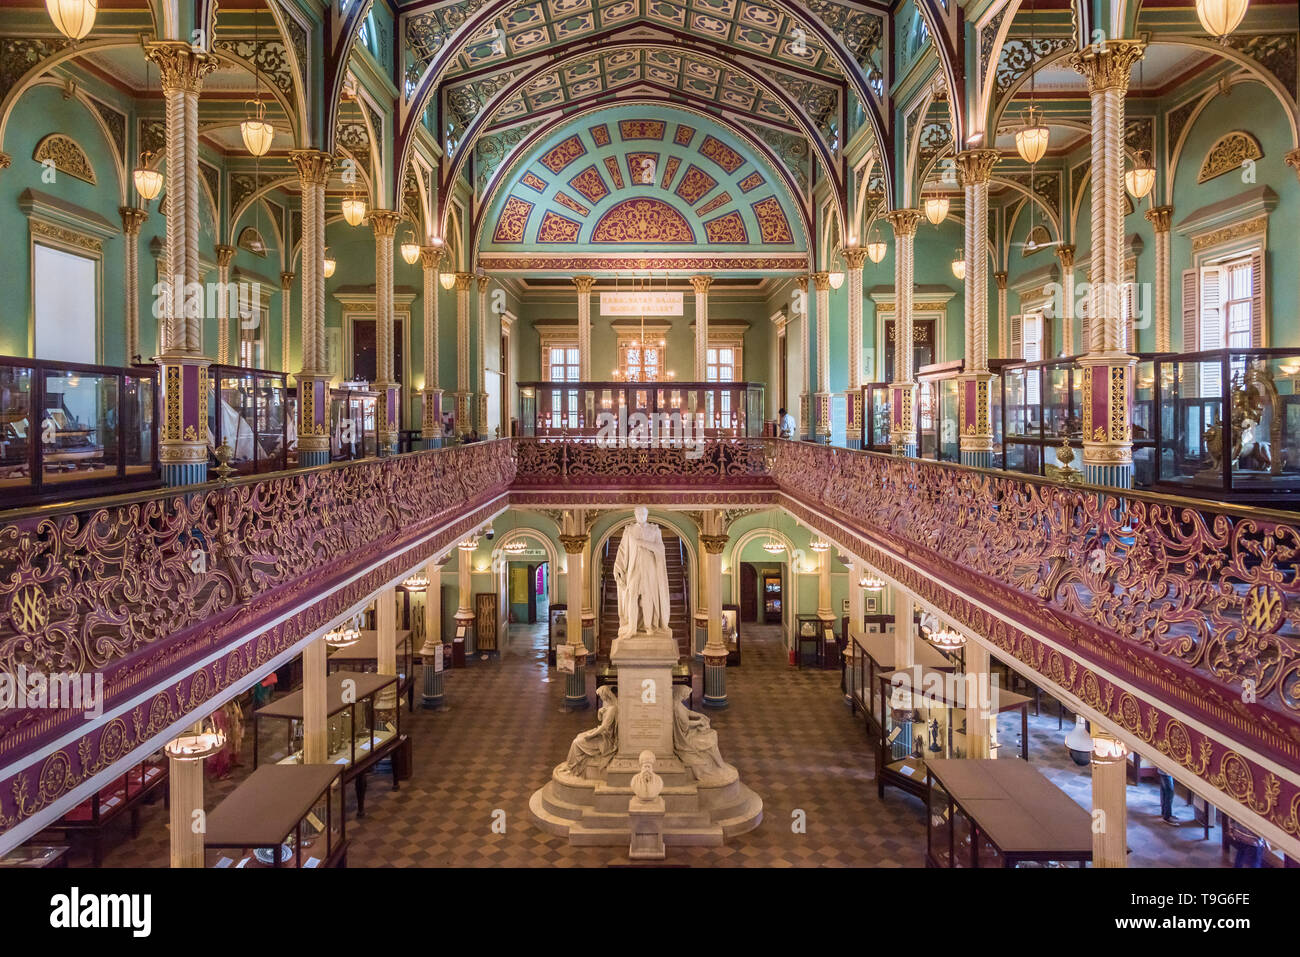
[80,624,1225,867]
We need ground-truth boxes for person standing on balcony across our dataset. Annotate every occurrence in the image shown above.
[778,408,796,440]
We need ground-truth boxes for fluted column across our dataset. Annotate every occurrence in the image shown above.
[1091,728,1130,867]
[560,530,590,709]
[965,640,993,759]
[302,635,327,764]
[844,249,867,448]
[453,273,473,431]
[147,42,215,486]
[955,150,1000,467]
[214,244,235,365]
[119,206,148,364]
[420,559,447,709]
[995,272,1009,359]
[700,511,729,708]
[1145,206,1173,352]
[1056,245,1077,355]
[796,275,811,438]
[476,274,490,432]
[289,149,333,466]
[691,274,713,382]
[420,247,443,447]
[1071,39,1146,488]
[811,271,832,441]
[456,540,476,656]
[574,275,595,381]
[370,209,402,453]
[886,209,922,456]
[166,735,209,867]
[279,271,294,375]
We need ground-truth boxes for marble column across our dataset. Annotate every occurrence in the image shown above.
[796,275,812,438]
[1145,206,1173,352]
[560,530,590,710]
[886,209,922,456]
[812,271,832,441]
[955,150,1000,468]
[420,559,447,709]
[476,274,490,432]
[700,512,729,708]
[995,272,1009,359]
[691,274,712,381]
[844,249,867,449]
[302,635,327,764]
[376,586,398,713]
[1091,728,1130,867]
[965,640,993,759]
[370,209,402,454]
[420,246,443,447]
[1070,39,1146,488]
[214,244,235,365]
[119,206,147,365]
[456,541,476,656]
[574,275,595,381]
[1056,245,1077,356]
[146,42,216,486]
[289,149,333,467]
[892,583,915,669]
[453,272,473,432]
[279,271,294,375]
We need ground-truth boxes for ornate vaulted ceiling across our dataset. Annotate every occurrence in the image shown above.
[477,104,808,273]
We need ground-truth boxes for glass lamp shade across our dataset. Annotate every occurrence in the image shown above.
[923,195,949,226]
[1125,152,1156,198]
[503,538,528,555]
[458,538,478,551]
[1015,110,1051,165]
[439,272,456,290]
[927,625,966,650]
[45,0,97,40]
[1196,0,1249,36]
[133,156,163,201]
[322,255,337,279]
[828,271,845,290]
[324,620,360,649]
[341,196,367,227]
[763,538,786,555]
[401,238,420,264]
[866,240,887,263]
[1064,716,1093,767]
[164,718,226,761]
[951,256,966,281]
[240,100,274,157]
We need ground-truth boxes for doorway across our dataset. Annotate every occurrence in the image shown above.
[883,317,936,382]
[740,563,758,622]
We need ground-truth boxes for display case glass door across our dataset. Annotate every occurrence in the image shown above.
[883,319,936,383]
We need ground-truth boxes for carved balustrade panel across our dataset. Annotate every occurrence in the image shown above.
[510,438,773,487]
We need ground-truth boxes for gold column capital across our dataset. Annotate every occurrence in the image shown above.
[477,274,491,294]
[559,533,589,554]
[280,270,295,290]
[1054,243,1076,270]
[454,272,474,292]
[954,149,1000,187]
[842,247,868,270]
[145,41,217,94]
[1286,148,1300,183]
[572,275,596,295]
[690,274,714,295]
[994,271,1008,290]
[368,208,401,236]
[0,151,10,170]
[700,533,729,555]
[1068,39,1146,95]
[288,149,334,186]
[1144,205,1174,233]
[811,271,831,292]
[419,245,443,269]
[119,205,148,234]
[885,208,922,237]
[214,244,236,268]
[794,275,808,293]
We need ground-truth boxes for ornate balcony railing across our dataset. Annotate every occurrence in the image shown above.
[511,436,774,488]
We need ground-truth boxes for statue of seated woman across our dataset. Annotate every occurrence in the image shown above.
[671,686,731,783]
[559,686,618,778]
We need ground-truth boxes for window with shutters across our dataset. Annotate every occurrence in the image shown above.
[1022,313,1043,405]
[545,343,579,429]
[1197,252,1256,395]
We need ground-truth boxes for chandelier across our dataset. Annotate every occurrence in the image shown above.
[401,571,429,592]
[133,151,163,201]
[458,537,478,551]
[859,571,884,590]
[809,538,830,553]
[612,275,674,381]
[401,229,421,265]
[241,17,274,156]
[950,249,965,281]
[503,538,528,555]
[45,0,97,41]
[342,190,367,227]
[927,623,966,651]
[164,717,226,761]
[324,618,361,649]
[923,192,949,226]
[1015,106,1050,164]
[323,250,337,279]
[763,537,786,555]
[866,234,887,264]
[1196,0,1249,37]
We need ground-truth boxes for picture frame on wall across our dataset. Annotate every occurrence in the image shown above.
[841,598,850,614]
[865,596,879,614]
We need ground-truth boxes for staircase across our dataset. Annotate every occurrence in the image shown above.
[598,527,691,659]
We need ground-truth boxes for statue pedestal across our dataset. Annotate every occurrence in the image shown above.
[628,796,667,860]
[610,628,678,760]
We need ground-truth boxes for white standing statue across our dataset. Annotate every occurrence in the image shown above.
[612,507,673,638]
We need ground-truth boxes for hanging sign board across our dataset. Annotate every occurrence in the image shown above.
[600,290,683,316]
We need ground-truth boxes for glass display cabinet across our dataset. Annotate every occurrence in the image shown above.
[917,361,964,463]
[1149,348,1300,504]
[253,671,401,817]
[327,629,415,713]
[925,759,1092,868]
[795,614,829,669]
[859,383,892,452]
[0,356,159,506]
[548,603,567,667]
[205,764,347,868]
[876,668,1032,801]
[848,629,953,737]
[207,364,290,474]
[330,387,380,461]
[52,752,168,867]
[722,603,741,665]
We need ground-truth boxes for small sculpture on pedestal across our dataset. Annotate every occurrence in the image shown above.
[628,750,666,860]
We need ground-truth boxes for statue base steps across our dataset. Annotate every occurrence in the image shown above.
[529,755,762,846]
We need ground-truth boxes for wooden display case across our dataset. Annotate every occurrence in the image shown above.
[253,672,403,817]
[46,754,168,867]
[327,629,415,713]
[205,764,347,868]
[926,759,1092,867]
[848,629,953,737]
[548,602,567,667]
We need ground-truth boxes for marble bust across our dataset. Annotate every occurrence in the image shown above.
[613,506,673,638]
